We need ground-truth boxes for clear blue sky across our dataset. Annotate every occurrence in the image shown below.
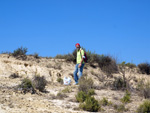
[0,0,150,65]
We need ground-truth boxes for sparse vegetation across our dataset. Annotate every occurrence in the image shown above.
[91,70,105,82]
[97,55,118,75]
[62,87,72,93]
[1,51,11,55]
[87,89,95,96]
[57,77,63,84]
[138,63,150,75]
[99,97,112,106]
[9,73,19,79]
[85,51,100,66]
[32,75,47,92]
[113,77,126,90]
[76,76,100,112]
[12,46,28,57]
[55,54,75,62]
[137,80,150,99]
[33,53,40,59]
[119,61,136,69]
[18,78,35,94]
[54,63,62,69]
[56,92,67,100]
[114,104,128,112]
[46,63,53,68]
[12,47,28,60]
[121,90,131,103]
[2,47,150,112]
[55,49,118,75]
[78,76,93,94]
[137,100,150,113]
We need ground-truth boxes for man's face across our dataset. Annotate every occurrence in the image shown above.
[76,45,80,51]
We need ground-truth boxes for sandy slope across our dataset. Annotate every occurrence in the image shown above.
[0,54,149,113]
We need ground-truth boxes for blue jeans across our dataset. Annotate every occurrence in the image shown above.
[74,63,84,84]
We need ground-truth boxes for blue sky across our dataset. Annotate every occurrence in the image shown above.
[0,0,150,65]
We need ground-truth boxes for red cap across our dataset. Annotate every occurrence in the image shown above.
[75,43,80,47]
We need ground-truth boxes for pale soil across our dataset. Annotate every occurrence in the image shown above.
[0,54,149,113]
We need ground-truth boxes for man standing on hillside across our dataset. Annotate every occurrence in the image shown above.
[73,43,85,85]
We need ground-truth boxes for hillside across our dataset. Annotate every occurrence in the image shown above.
[0,54,150,113]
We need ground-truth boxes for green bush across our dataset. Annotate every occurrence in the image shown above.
[88,89,95,96]
[137,100,150,113]
[99,97,112,106]
[119,61,136,69]
[79,96,100,112]
[126,63,136,68]
[18,78,35,94]
[76,91,88,103]
[121,90,131,103]
[78,76,93,94]
[138,63,150,75]
[32,76,47,92]
[12,46,28,57]
[76,76,98,112]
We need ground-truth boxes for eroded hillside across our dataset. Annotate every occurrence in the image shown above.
[0,54,149,113]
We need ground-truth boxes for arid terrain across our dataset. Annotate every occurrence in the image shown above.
[0,54,149,113]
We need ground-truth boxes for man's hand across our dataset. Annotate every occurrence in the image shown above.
[78,63,82,68]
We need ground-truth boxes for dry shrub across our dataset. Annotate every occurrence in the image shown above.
[78,76,93,94]
[12,47,28,60]
[54,63,62,69]
[32,76,47,92]
[91,70,105,82]
[137,79,150,99]
[33,53,40,59]
[55,53,75,63]
[114,104,128,112]
[18,78,35,94]
[56,92,67,100]
[62,87,72,93]
[138,63,150,75]
[12,46,27,57]
[9,73,20,79]
[137,100,150,113]
[98,55,118,75]
[113,77,126,90]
